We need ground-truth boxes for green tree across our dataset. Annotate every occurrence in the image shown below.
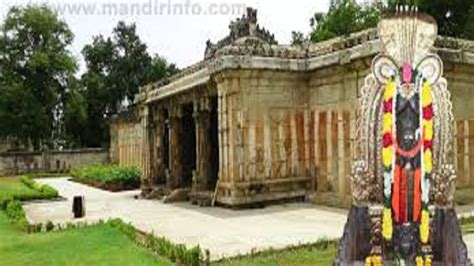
[309,0,381,43]
[0,6,77,149]
[388,0,474,39]
[80,36,116,147]
[63,82,87,148]
[80,22,177,147]
[291,31,306,46]
[307,0,474,43]
[418,0,474,39]
[464,5,474,40]
[146,55,178,83]
[111,22,155,103]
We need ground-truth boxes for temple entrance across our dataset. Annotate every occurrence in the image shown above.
[209,96,219,190]
[181,103,196,187]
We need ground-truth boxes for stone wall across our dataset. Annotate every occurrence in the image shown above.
[308,59,371,196]
[109,118,144,169]
[447,62,474,188]
[308,58,474,195]
[0,148,109,176]
[215,70,312,204]
[134,11,474,205]
[212,56,474,204]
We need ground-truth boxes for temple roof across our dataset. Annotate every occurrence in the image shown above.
[138,9,474,103]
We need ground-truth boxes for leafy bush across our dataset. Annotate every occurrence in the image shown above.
[108,218,205,266]
[71,164,141,190]
[0,176,58,208]
[45,221,55,232]
[0,195,14,209]
[20,176,59,199]
[5,200,29,231]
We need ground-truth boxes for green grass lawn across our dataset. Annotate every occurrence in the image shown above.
[0,177,44,200]
[213,243,337,266]
[462,223,474,235]
[0,211,171,266]
[1,176,472,266]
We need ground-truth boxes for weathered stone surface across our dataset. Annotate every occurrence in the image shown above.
[0,149,108,176]
[108,9,474,207]
[109,109,143,168]
[431,208,470,265]
[334,206,372,265]
[163,188,191,203]
[112,54,474,206]
[335,207,470,265]
[168,107,183,190]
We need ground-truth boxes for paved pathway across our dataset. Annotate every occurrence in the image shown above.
[23,178,347,260]
[24,178,474,261]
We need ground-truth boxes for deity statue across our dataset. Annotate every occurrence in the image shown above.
[335,8,469,265]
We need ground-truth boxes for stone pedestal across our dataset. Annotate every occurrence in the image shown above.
[334,206,470,265]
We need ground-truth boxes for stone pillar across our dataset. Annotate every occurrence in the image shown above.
[194,97,212,191]
[140,104,152,195]
[464,120,470,186]
[326,111,334,191]
[337,110,346,196]
[168,104,183,189]
[153,107,167,186]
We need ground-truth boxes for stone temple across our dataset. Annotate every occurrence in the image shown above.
[110,8,474,207]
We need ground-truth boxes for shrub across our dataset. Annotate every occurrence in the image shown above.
[5,200,24,220]
[1,176,58,232]
[0,195,14,209]
[20,176,59,199]
[108,219,204,266]
[71,164,141,190]
[5,200,29,231]
[108,218,137,241]
[29,223,43,233]
[45,221,55,232]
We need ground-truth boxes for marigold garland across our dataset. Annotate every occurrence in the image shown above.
[382,207,393,240]
[379,72,434,257]
[420,209,430,243]
[381,79,396,241]
[364,255,383,266]
[420,80,433,244]
[425,256,432,266]
[416,256,424,266]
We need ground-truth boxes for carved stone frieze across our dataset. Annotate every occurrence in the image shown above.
[350,160,372,206]
[432,164,456,207]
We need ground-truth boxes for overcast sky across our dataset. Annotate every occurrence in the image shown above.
[1,0,332,72]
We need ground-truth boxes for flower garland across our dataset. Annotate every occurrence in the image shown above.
[365,255,383,266]
[381,73,434,245]
[416,255,432,266]
[420,79,433,244]
[382,78,396,241]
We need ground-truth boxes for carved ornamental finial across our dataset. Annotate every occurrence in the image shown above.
[204,7,277,59]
